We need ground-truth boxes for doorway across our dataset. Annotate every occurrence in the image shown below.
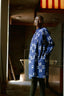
[8,1,64,96]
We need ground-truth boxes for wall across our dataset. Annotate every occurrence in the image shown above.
[48,24,62,65]
[9,25,35,79]
[24,25,35,58]
[48,24,62,82]
[9,25,25,78]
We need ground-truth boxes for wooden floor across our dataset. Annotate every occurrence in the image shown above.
[1,80,61,96]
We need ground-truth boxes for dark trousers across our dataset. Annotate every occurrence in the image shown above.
[30,77,45,96]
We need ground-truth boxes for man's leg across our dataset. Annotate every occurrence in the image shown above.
[46,77,49,88]
[39,78,45,96]
[30,77,37,96]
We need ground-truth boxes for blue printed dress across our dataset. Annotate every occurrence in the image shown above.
[29,27,54,79]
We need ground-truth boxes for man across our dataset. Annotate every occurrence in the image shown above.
[29,16,54,96]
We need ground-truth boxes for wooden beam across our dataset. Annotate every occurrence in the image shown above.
[37,8,64,14]
[11,19,58,27]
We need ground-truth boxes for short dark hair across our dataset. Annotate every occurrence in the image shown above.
[38,15,44,23]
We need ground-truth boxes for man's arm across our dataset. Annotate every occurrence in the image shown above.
[41,28,54,59]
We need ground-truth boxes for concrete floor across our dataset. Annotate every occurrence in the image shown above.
[2,80,61,96]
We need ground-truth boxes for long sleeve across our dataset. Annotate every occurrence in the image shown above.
[41,28,54,59]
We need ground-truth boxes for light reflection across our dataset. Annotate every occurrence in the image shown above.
[20,74,24,82]
[54,0,58,9]
[41,0,64,9]
[48,0,52,8]
[61,0,64,9]
[42,0,46,8]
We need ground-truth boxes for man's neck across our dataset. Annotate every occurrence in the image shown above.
[36,26,39,29]
[36,26,42,30]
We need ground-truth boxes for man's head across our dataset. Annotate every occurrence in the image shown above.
[34,16,44,28]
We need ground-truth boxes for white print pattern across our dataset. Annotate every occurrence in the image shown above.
[32,44,36,49]
[33,72,36,76]
[39,69,42,73]
[47,36,51,41]
[42,31,44,35]
[35,37,37,40]
[50,41,53,44]
[38,46,41,50]
[37,39,38,42]
[50,47,53,51]
[32,49,35,53]
[29,60,31,64]
[29,55,35,60]
[45,30,48,34]
[30,46,32,50]
[32,65,34,69]
[39,29,43,32]
[29,74,33,77]
[42,65,45,69]
[39,62,42,66]
[35,33,40,40]
[43,46,45,50]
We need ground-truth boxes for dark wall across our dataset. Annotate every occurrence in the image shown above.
[24,26,35,59]
[9,25,25,76]
[9,25,35,78]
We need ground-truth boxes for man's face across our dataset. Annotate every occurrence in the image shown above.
[34,16,42,27]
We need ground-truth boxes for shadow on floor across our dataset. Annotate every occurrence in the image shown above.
[2,80,62,96]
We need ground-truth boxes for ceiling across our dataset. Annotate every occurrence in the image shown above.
[10,0,64,24]
[10,0,39,23]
